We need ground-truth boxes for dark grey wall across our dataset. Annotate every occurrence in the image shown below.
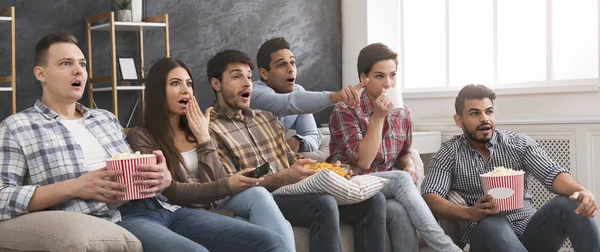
[0,0,341,126]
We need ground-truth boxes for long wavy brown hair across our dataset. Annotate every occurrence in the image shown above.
[142,58,196,179]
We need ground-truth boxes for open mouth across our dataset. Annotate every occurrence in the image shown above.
[178,98,189,106]
[240,90,251,98]
[477,124,492,131]
[71,81,82,87]
[286,78,295,83]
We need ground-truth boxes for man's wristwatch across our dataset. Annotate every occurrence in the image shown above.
[292,135,305,150]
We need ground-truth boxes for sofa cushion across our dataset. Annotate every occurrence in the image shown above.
[0,211,142,252]
[273,169,389,205]
[293,224,393,252]
[299,135,330,162]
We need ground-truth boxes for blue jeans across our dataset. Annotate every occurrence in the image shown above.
[470,195,600,252]
[371,171,461,252]
[117,198,288,252]
[273,192,387,252]
[216,187,295,251]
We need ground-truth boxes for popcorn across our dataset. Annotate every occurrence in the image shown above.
[110,151,154,160]
[482,166,524,177]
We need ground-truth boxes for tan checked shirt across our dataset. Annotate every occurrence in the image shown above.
[209,105,302,175]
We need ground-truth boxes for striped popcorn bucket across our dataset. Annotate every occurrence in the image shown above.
[106,155,157,201]
[480,172,525,211]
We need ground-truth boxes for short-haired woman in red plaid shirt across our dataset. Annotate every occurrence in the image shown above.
[326,43,461,252]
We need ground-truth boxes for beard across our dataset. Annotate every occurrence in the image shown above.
[222,89,248,110]
[463,124,493,144]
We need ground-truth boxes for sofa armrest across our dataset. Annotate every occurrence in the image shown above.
[0,211,142,252]
[409,148,425,189]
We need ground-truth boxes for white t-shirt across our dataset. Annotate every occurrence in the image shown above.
[60,118,110,171]
[181,148,198,178]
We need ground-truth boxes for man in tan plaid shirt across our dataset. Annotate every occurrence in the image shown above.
[206,49,388,252]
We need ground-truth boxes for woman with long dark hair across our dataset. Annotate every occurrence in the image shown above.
[127,58,295,251]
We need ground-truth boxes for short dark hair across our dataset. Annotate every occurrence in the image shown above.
[256,37,290,80]
[206,49,255,97]
[35,32,78,66]
[455,84,497,115]
[356,43,398,80]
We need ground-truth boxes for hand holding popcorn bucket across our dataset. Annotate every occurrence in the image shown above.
[480,167,525,211]
[105,152,157,201]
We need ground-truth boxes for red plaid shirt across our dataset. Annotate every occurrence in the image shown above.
[327,90,412,175]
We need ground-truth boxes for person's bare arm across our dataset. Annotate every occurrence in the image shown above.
[259,159,317,191]
[552,173,597,217]
[27,169,126,211]
[356,92,393,169]
[356,115,386,169]
[423,193,471,221]
[424,193,499,222]
[552,172,586,196]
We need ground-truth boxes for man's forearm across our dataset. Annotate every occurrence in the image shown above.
[260,172,288,191]
[356,116,385,169]
[423,193,471,221]
[26,180,75,212]
[552,172,587,196]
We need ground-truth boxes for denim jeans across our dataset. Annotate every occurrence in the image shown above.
[470,195,600,252]
[273,192,387,252]
[371,171,461,252]
[216,187,295,251]
[117,198,288,252]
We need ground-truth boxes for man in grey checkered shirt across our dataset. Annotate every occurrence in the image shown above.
[421,84,600,252]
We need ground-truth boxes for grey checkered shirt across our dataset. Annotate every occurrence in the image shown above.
[421,130,569,245]
[0,100,178,222]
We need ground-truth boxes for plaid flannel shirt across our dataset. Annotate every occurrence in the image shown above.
[209,105,302,175]
[0,100,177,222]
[327,90,412,175]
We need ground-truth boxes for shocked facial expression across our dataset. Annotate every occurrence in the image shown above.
[455,98,496,144]
[261,49,296,94]
[214,62,253,111]
[34,42,88,103]
[165,67,193,115]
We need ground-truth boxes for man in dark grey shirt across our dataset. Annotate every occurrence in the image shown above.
[421,84,600,252]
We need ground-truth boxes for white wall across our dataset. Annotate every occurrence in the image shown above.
[342,0,399,86]
[341,0,368,86]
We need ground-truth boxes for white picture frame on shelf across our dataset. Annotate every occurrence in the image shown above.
[118,58,138,80]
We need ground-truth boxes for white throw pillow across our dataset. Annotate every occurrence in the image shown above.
[272,169,389,205]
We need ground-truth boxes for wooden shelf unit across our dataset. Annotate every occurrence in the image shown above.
[0,6,16,114]
[85,11,169,119]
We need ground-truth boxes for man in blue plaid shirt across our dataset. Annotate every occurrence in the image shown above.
[0,32,288,252]
[422,84,600,252]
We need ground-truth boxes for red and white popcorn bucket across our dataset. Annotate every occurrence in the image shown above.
[480,172,525,211]
[106,155,157,201]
